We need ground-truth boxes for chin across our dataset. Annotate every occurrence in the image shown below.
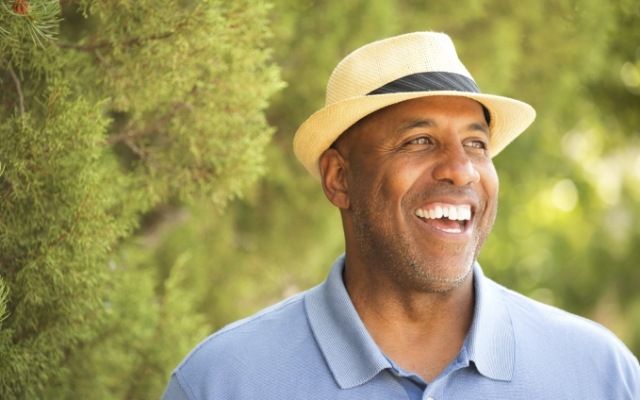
[407,258,475,293]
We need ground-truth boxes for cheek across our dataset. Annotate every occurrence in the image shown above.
[378,162,423,206]
[480,165,500,228]
[353,156,415,195]
[480,163,499,199]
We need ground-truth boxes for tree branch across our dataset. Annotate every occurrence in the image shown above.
[57,31,174,52]
[106,102,191,147]
[7,65,25,116]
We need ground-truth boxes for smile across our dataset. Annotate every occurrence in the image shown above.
[414,203,472,233]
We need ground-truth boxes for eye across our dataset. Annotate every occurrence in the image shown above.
[407,136,433,146]
[464,139,487,150]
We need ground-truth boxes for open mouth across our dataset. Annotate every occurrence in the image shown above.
[414,204,471,233]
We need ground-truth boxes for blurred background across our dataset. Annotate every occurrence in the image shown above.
[1,0,639,398]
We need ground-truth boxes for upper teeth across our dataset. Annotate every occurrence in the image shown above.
[415,204,471,221]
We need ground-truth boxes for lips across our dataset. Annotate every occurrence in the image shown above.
[414,203,472,233]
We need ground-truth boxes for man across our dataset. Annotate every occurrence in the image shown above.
[163,32,640,399]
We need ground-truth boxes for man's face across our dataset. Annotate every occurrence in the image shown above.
[329,96,499,293]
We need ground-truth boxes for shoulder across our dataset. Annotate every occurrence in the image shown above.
[166,290,323,399]
[492,279,619,343]
[488,279,640,393]
[182,291,309,367]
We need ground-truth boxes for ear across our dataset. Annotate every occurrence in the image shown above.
[319,148,350,209]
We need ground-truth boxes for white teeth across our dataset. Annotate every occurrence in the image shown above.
[415,204,471,221]
[435,205,443,218]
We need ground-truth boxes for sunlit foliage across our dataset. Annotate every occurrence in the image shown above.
[0,0,638,398]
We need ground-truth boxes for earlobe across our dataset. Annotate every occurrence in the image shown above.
[319,148,350,209]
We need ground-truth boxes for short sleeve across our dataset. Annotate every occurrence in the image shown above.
[162,372,192,400]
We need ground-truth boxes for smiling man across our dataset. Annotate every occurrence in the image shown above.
[163,32,640,399]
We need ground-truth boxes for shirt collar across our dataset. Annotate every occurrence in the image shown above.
[467,263,515,381]
[305,255,390,389]
[304,255,515,389]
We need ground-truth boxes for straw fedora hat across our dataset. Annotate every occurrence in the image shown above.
[293,31,536,180]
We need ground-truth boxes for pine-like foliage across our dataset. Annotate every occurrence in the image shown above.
[0,0,282,398]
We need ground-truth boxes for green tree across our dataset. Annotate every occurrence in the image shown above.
[0,0,282,398]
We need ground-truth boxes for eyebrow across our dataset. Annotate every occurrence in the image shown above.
[468,122,490,137]
[397,118,490,138]
[397,119,435,134]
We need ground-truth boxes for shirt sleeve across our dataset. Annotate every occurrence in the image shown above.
[632,355,640,399]
[618,349,640,399]
[162,372,192,400]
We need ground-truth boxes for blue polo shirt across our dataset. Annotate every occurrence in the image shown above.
[163,255,640,399]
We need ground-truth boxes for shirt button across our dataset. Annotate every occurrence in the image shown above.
[426,397,434,400]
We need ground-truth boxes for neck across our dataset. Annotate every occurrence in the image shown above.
[343,259,475,382]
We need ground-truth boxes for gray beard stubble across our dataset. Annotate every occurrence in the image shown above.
[350,192,497,294]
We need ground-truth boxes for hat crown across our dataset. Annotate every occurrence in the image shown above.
[326,32,475,106]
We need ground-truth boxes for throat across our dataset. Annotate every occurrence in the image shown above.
[375,318,471,383]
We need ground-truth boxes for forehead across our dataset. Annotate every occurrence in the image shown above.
[335,96,488,146]
[378,95,486,122]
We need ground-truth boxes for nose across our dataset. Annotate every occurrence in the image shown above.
[431,145,480,186]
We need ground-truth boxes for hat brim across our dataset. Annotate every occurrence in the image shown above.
[293,91,536,180]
